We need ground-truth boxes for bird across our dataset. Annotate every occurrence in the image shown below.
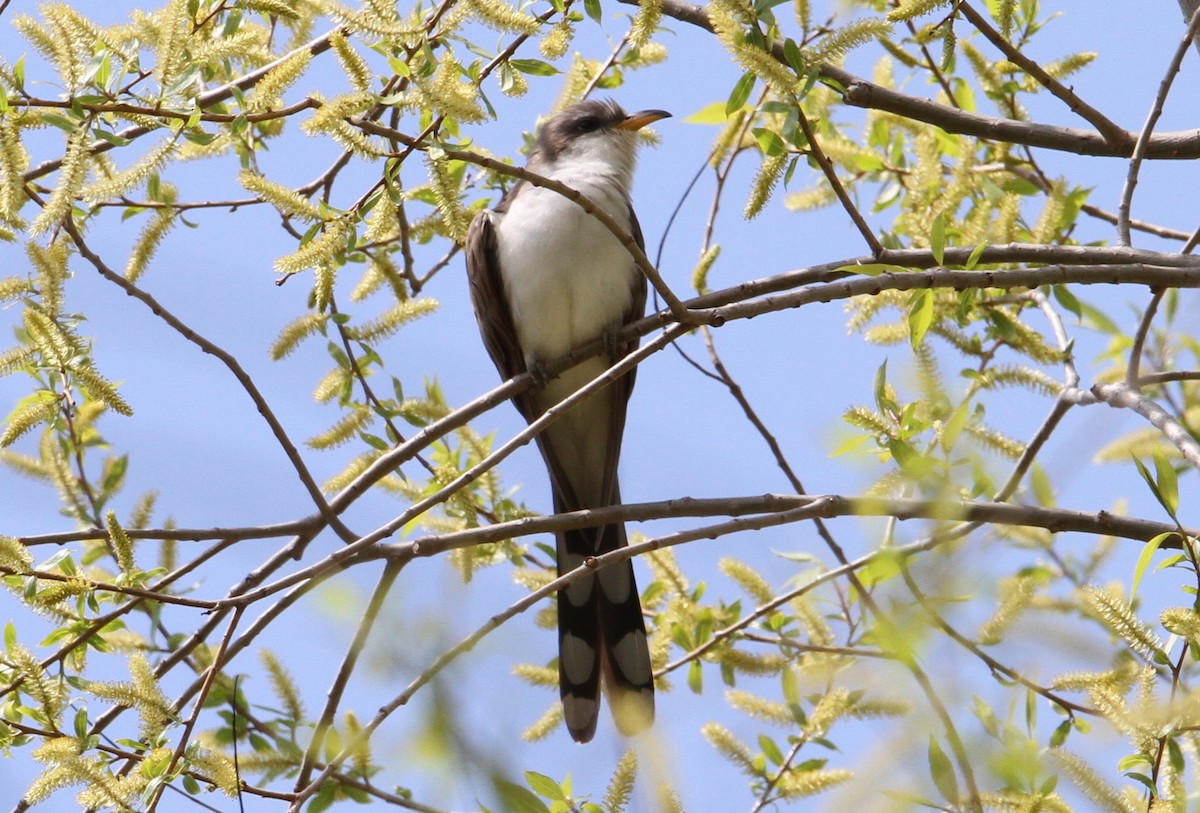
[465,99,669,742]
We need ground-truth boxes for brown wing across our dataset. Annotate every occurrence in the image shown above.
[597,200,649,506]
[464,208,538,424]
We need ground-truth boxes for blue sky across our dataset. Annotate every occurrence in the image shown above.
[4,1,1200,811]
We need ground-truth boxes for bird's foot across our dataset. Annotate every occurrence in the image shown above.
[528,360,550,388]
[602,328,623,362]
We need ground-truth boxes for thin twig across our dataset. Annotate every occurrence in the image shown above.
[957,1,1127,145]
[1127,289,1164,385]
[295,561,404,789]
[1116,6,1200,245]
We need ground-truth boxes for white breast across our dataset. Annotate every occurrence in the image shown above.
[494,147,638,365]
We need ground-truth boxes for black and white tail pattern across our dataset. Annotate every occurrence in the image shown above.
[555,490,654,743]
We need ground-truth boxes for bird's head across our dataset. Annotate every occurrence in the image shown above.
[532,99,670,174]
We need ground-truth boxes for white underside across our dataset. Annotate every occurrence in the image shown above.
[491,140,640,506]
[495,160,636,363]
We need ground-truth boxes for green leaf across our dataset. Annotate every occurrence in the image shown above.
[941,402,969,450]
[1125,771,1155,794]
[929,212,946,266]
[685,102,728,124]
[1153,449,1179,517]
[1052,284,1082,320]
[964,242,987,270]
[182,129,217,146]
[495,780,553,813]
[781,667,799,707]
[1131,532,1173,601]
[222,8,243,36]
[1049,719,1071,747]
[1132,455,1179,523]
[509,59,559,76]
[1117,753,1151,772]
[92,130,132,147]
[688,660,703,694]
[726,72,756,116]
[524,772,565,801]
[759,734,784,766]
[1077,301,1118,336]
[307,781,337,813]
[584,0,602,23]
[1167,737,1185,773]
[73,707,89,739]
[40,113,82,132]
[927,736,959,805]
[907,289,934,348]
[783,38,805,73]
[752,127,786,156]
[873,359,895,414]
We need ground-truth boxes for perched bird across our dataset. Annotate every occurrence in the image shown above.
[465,99,669,742]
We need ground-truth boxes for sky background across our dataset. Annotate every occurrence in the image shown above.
[4,1,1200,810]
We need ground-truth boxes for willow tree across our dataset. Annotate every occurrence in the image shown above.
[2,0,1200,811]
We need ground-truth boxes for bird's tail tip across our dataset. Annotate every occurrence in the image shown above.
[609,683,655,737]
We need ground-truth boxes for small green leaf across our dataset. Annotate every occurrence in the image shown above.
[781,667,799,707]
[73,707,88,739]
[1049,719,1071,747]
[873,359,895,414]
[783,38,805,73]
[1116,753,1151,772]
[1131,532,1172,600]
[222,9,243,36]
[92,130,132,146]
[688,660,703,694]
[930,213,946,266]
[752,127,786,156]
[907,289,934,348]
[759,734,784,766]
[1124,772,1155,794]
[1052,284,1082,320]
[509,59,559,76]
[1132,455,1178,523]
[964,242,987,270]
[524,772,566,801]
[1153,449,1179,517]
[941,402,969,450]
[726,72,756,115]
[584,0,602,23]
[495,780,553,813]
[1167,737,1185,773]
[40,113,81,132]
[927,736,959,804]
[685,102,728,124]
[307,781,337,813]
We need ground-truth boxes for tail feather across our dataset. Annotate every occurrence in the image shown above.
[556,511,654,742]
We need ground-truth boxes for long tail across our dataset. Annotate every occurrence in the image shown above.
[555,495,654,743]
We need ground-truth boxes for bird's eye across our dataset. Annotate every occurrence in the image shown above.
[576,117,600,133]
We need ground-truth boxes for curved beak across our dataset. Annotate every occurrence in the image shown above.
[616,109,672,131]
